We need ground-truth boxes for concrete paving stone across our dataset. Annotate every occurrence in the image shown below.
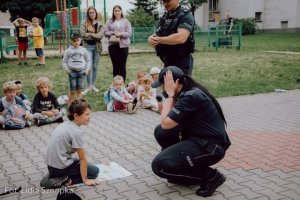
[20,195,42,200]
[5,166,21,175]
[142,176,164,186]
[22,167,41,175]
[0,194,19,200]
[227,194,248,200]
[264,175,293,186]
[100,189,126,200]
[223,179,246,191]
[247,168,276,178]
[16,160,35,169]
[0,179,11,192]
[149,183,176,195]
[132,169,152,179]
[171,185,196,196]
[79,188,103,199]
[130,183,155,194]
[239,180,269,192]
[162,191,193,200]
[256,188,288,200]
[123,176,144,186]
[281,183,300,194]
[8,173,27,182]
[95,182,115,192]
[1,160,16,168]
[285,176,300,185]
[226,173,251,184]
[278,190,300,200]
[219,186,243,198]
[242,174,273,185]
[120,190,145,200]
[0,155,13,163]
[27,173,43,183]
[110,181,134,193]
[14,156,29,163]
[234,187,263,199]
[142,191,168,200]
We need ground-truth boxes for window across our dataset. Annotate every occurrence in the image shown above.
[209,0,219,21]
[255,12,262,22]
[281,21,288,29]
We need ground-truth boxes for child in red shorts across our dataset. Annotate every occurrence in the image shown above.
[12,18,31,66]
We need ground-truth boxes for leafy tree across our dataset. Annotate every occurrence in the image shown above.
[0,0,77,27]
[129,0,158,16]
[181,0,207,16]
[126,7,157,27]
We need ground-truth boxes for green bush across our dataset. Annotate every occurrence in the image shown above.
[234,18,258,35]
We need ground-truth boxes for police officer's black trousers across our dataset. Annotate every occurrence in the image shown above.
[152,124,225,184]
[108,44,129,81]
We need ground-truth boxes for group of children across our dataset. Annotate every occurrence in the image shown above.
[13,17,46,66]
[0,77,65,129]
[105,67,162,114]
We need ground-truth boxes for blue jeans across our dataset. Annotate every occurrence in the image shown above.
[152,125,225,184]
[68,70,85,90]
[48,159,99,184]
[86,44,100,86]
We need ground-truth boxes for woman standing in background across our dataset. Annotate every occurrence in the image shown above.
[104,5,132,82]
[80,6,103,95]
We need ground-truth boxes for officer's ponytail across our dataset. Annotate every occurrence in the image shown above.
[181,75,227,125]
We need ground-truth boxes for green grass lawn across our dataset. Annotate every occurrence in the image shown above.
[1,32,300,111]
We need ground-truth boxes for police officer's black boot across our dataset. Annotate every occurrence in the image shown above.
[196,169,226,197]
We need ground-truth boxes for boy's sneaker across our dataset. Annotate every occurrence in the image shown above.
[196,169,226,197]
[132,102,141,114]
[18,62,22,66]
[82,87,91,95]
[23,62,29,66]
[91,86,99,93]
[127,103,133,114]
[35,63,41,66]
[40,173,69,189]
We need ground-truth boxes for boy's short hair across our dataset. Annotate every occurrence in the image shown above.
[32,17,40,23]
[2,81,17,94]
[67,98,91,120]
[35,76,52,90]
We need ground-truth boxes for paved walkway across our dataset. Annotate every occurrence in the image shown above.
[1,90,300,200]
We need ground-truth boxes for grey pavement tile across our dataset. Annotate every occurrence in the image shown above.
[0,194,19,200]
[120,190,145,200]
[234,188,263,199]
[256,188,289,200]
[219,186,243,198]
[142,191,168,200]
[278,190,300,200]
[79,188,103,199]
[162,191,193,200]
[281,183,300,194]
[8,173,27,182]
[130,183,155,194]
[99,189,126,199]
[149,183,176,195]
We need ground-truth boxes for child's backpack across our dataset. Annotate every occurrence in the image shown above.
[103,88,111,105]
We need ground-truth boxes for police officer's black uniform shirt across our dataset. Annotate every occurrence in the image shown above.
[167,87,231,149]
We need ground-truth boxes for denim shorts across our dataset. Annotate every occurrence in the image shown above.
[68,70,85,90]
[35,48,44,56]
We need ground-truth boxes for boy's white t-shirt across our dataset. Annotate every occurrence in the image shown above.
[45,120,84,169]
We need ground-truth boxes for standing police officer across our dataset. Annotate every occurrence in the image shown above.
[148,0,195,75]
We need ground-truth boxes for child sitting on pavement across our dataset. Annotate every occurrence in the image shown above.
[137,74,158,112]
[15,80,31,111]
[0,81,32,129]
[127,71,147,99]
[107,75,140,114]
[41,98,100,189]
[149,67,163,113]
[62,32,90,103]
[32,77,65,126]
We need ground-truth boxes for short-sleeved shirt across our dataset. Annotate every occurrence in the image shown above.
[45,121,85,169]
[33,26,44,48]
[167,87,231,149]
[15,25,28,43]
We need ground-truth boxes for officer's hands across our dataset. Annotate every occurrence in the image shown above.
[163,70,178,98]
[148,35,159,48]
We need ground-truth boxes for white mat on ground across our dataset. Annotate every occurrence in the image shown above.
[69,162,132,187]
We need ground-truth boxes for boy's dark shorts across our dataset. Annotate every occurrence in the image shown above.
[35,48,44,57]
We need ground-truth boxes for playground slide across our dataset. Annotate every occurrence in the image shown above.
[43,14,63,37]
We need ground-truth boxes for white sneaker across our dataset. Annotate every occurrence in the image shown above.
[91,86,99,93]
[82,87,91,95]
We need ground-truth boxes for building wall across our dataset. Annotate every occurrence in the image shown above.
[194,0,300,32]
